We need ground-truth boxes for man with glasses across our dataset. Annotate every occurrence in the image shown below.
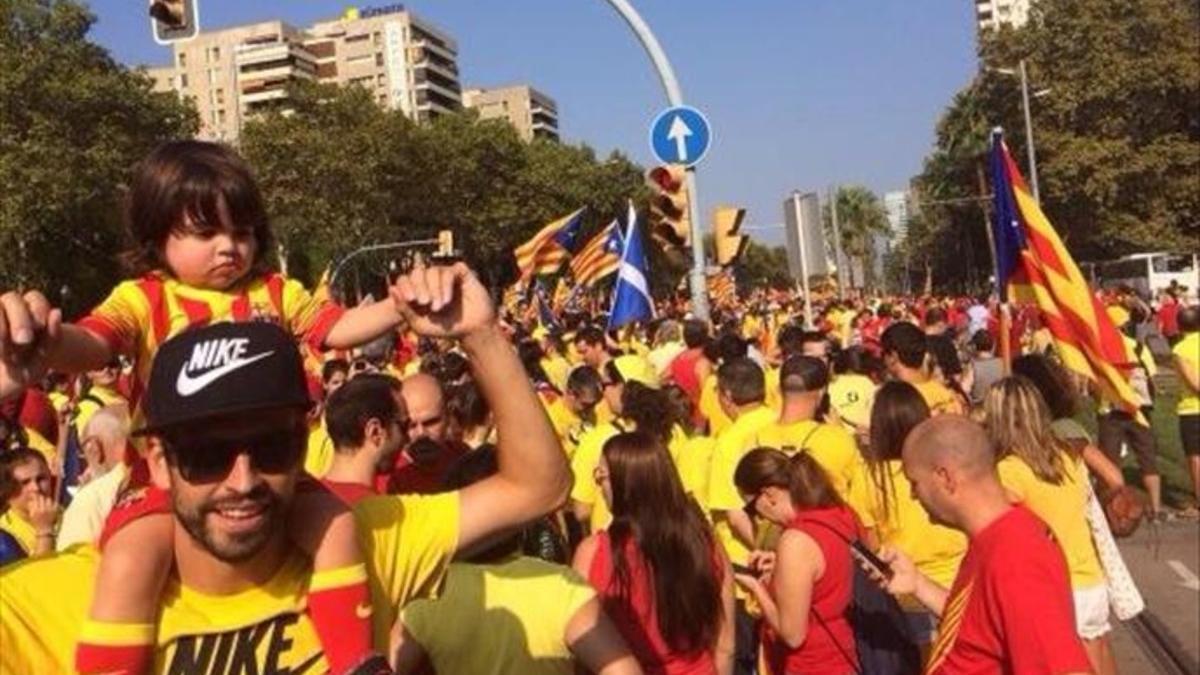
[0,262,573,674]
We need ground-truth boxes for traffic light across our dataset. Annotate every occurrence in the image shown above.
[712,205,748,267]
[646,164,691,250]
[150,0,199,45]
[436,229,455,257]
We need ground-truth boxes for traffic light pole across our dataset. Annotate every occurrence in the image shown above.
[602,0,710,321]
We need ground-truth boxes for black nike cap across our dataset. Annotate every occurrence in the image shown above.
[135,322,310,435]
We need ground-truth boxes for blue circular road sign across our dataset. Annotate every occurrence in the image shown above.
[649,106,712,167]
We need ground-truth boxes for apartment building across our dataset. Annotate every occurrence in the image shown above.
[974,0,1031,34]
[462,85,559,142]
[144,5,462,141]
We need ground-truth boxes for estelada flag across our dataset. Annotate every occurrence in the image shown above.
[989,129,1143,421]
[514,208,586,280]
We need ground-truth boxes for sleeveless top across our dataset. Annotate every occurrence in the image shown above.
[588,531,718,675]
[765,506,859,675]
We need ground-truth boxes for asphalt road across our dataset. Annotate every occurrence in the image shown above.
[1112,518,1199,674]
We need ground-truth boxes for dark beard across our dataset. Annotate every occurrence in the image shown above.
[172,484,286,563]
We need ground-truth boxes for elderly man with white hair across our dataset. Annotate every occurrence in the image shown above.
[55,406,131,550]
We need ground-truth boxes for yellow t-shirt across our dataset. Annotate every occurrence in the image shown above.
[23,428,57,465]
[997,454,1104,588]
[706,405,778,566]
[912,379,965,417]
[304,419,335,478]
[756,420,861,499]
[0,509,36,557]
[1175,332,1200,415]
[846,460,965,589]
[74,385,129,439]
[570,422,689,532]
[546,398,590,459]
[828,374,876,430]
[0,492,459,674]
[401,556,595,675]
[698,374,733,436]
[763,366,782,412]
[674,435,716,507]
[541,355,572,393]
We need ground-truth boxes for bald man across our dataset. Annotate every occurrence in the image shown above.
[56,407,131,549]
[875,415,1090,675]
[381,372,466,494]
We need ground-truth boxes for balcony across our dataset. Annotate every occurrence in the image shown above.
[411,38,456,62]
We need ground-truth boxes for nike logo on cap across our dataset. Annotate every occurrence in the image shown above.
[176,337,275,396]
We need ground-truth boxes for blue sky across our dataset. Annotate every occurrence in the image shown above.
[86,0,979,246]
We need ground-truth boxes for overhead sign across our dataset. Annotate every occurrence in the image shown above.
[649,105,712,167]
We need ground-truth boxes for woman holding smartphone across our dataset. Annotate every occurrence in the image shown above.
[733,448,859,675]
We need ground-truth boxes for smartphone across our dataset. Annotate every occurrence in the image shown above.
[731,562,761,577]
[850,541,893,580]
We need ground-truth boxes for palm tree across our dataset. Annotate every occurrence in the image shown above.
[823,185,889,291]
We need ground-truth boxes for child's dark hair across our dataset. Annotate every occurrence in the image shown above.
[123,141,274,277]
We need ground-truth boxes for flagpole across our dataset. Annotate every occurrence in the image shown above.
[989,128,1013,375]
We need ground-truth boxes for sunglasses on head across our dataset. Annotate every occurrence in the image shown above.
[161,427,305,483]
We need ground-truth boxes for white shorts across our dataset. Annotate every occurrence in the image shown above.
[1074,584,1112,640]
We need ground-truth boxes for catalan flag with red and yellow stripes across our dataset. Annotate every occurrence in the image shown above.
[707,268,737,308]
[514,208,586,280]
[570,219,624,287]
[990,130,1143,420]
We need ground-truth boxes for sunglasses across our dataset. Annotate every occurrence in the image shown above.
[161,427,306,483]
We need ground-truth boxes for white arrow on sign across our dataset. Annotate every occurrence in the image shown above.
[667,115,692,161]
[1167,560,1200,592]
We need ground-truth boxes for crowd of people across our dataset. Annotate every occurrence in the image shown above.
[0,140,1196,675]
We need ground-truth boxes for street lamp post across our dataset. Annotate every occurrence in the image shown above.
[601,0,710,321]
[1018,59,1040,203]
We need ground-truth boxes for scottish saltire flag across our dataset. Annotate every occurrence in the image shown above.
[514,208,586,279]
[571,219,625,287]
[607,202,655,331]
[989,129,1142,420]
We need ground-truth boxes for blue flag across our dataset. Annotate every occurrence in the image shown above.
[607,202,655,331]
[989,128,1027,303]
[534,281,561,332]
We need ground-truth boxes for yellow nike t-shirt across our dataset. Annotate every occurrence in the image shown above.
[0,492,459,674]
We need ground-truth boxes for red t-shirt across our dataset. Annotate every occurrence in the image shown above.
[669,348,705,403]
[379,440,469,495]
[588,532,720,675]
[1158,299,1180,337]
[321,479,377,507]
[927,506,1091,675]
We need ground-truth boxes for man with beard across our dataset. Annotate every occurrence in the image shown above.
[320,373,407,506]
[0,262,573,674]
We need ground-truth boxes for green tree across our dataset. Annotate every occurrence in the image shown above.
[822,185,889,290]
[736,240,792,291]
[0,0,198,314]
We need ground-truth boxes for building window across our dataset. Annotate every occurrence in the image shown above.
[179,73,188,88]
[177,51,187,67]
[216,88,225,105]
[217,109,226,125]
[375,53,384,66]
[346,33,369,43]
[377,74,386,86]
[373,32,382,45]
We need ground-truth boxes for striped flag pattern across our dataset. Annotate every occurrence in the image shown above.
[990,130,1143,420]
[514,208,586,280]
[570,219,624,287]
[707,269,737,308]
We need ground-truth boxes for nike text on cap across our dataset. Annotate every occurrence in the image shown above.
[135,321,310,435]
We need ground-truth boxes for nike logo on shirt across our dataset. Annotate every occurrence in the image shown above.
[177,348,275,396]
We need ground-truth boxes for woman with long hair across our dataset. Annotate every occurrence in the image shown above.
[848,381,966,651]
[573,431,735,675]
[983,376,1116,675]
[1011,354,1126,492]
[733,448,859,675]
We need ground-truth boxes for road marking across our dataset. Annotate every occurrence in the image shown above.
[1166,560,1200,592]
